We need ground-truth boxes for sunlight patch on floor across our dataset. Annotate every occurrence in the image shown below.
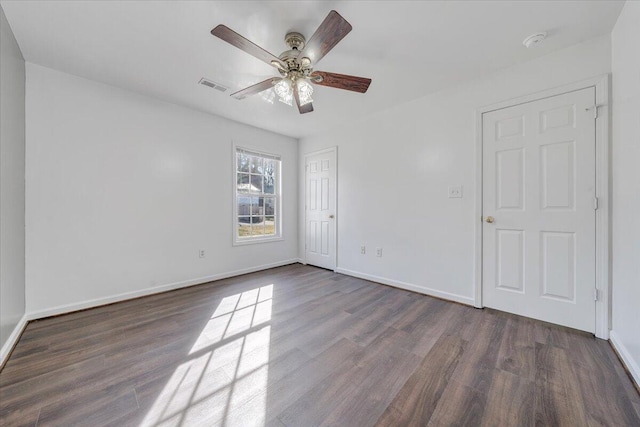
[140,285,274,427]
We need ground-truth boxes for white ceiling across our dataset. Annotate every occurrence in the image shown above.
[1,0,624,138]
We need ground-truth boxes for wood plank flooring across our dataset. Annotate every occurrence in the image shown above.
[1,264,639,426]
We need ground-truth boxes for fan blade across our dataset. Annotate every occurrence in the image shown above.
[293,83,314,114]
[311,71,371,93]
[231,78,280,100]
[299,10,352,66]
[211,25,285,68]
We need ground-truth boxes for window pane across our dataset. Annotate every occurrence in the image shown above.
[238,218,251,237]
[263,160,276,194]
[238,196,251,216]
[251,217,265,236]
[237,173,250,192]
[251,197,263,216]
[265,216,275,236]
[263,180,275,194]
[250,174,263,193]
[237,153,250,172]
[250,156,263,173]
[264,197,275,216]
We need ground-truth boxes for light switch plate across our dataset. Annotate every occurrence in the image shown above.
[448,185,463,198]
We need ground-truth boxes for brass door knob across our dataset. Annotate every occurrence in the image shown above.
[484,216,495,224]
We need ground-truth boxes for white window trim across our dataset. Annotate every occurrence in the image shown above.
[232,144,283,246]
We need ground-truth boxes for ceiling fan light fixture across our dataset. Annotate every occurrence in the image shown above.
[274,78,293,106]
[212,10,371,114]
[297,78,314,106]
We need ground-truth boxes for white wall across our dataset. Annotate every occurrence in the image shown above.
[610,1,640,387]
[0,6,26,357]
[26,64,298,315]
[299,35,611,304]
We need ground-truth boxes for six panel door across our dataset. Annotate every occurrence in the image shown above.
[482,88,597,332]
[305,150,336,270]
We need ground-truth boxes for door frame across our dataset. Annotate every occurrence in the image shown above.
[474,75,610,339]
[303,146,338,271]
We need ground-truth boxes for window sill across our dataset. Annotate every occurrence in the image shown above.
[233,236,284,246]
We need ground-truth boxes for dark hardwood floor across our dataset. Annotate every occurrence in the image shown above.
[1,264,639,426]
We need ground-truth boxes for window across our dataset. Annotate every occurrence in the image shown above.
[234,147,281,244]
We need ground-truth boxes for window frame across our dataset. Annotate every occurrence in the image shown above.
[232,145,283,246]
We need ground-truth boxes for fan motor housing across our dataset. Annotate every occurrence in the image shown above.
[284,32,305,50]
[279,32,312,74]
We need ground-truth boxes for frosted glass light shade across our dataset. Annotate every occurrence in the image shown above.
[274,79,293,106]
[297,79,314,105]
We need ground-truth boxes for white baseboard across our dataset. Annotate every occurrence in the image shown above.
[26,259,300,321]
[610,330,640,389]
[2,259,300,368]
[0,313,29,368]
[334,267,475,306]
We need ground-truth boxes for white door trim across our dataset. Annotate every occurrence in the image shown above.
[474,75,610,339]
[303,146,338,271]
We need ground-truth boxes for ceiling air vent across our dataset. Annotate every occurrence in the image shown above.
[199,78,228,92]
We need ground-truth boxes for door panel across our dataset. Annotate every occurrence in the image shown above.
[305,150,336,269]
[540,231,576,301]
[496,229,525,293]
[482,88,596,332]
[541,141,575,210]
[496,148,524,210]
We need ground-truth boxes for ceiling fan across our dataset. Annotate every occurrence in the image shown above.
[211,10,372,114]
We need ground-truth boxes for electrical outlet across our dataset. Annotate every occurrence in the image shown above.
[199,249,205,258]
[360,245,366,255]
[448,185,463,198]
[376,248,383,257]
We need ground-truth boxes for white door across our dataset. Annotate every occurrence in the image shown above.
[305,149,336,270]
[482,87,596,332]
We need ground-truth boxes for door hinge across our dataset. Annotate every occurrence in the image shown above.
[593,197,599,210]
[593,288,599,301]
[586,105,605,119]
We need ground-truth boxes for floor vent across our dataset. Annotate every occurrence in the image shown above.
[199,78,228,92]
